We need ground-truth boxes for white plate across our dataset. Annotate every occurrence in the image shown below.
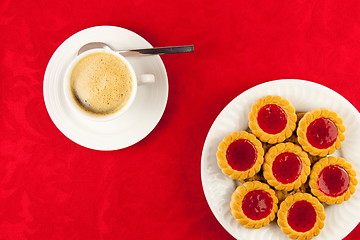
[201,79,360,240]
[43,26,168,150]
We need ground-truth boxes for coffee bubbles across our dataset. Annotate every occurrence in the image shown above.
[70,52,134,116]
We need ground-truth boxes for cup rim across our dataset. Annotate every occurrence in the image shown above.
[63,48,138,122]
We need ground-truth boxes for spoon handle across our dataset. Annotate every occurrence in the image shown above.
[116,45,194,57]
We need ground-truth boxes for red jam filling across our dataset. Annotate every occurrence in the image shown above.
[226,139,257,171]
[287,200,316,232]
[257,104,288,134]
[272,152,302,184]
[306,118,338,149]
[242,190,273,220]
[317,165,350,197]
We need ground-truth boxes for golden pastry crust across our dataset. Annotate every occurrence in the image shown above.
[216,131,264,180]
[308,154,322,165]
[262,142,273,153]
[275,190,288,204]
[297,109,345,157]
[248,96,297,144]
[263,143,311,191]
[239,170,266,184]
[230,181,278,228]
[309,156,358,204]
[277,193,325,240]
[285,113,305,145]
[296,112,306,122]
[275,182,310,204]
[286,133,299,145]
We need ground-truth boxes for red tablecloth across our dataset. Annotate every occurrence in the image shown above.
[1,0,359,239]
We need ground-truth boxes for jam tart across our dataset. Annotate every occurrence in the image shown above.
[217,131,264,180]
[309,156,357,205]
[248,96,297,144]
[278,193,325,240]
[297,109,345,157]
[263,143,311,191]
[230,181,278,229]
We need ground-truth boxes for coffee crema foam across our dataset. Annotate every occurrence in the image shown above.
[70,52,133,116]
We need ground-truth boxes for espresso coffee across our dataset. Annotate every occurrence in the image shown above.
[70,52,133,116]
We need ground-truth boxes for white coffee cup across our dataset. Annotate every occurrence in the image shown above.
[63,48,155,121]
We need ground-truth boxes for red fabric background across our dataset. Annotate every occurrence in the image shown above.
[1,0,359,239]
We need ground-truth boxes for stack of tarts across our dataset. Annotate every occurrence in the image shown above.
[216,96,358,240]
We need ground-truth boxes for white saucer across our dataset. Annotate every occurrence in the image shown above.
[43,26,168,150]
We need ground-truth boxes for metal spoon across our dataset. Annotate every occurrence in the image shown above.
[78,42,194,57]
